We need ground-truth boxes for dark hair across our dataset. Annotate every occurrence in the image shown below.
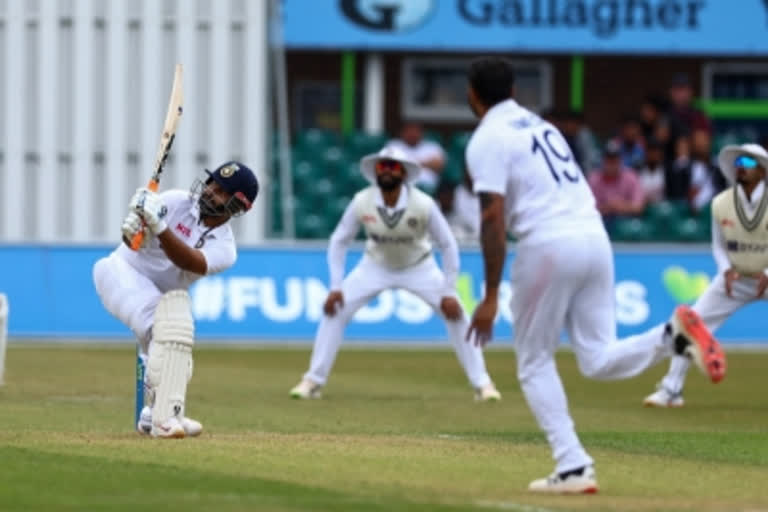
[468,57,515,108]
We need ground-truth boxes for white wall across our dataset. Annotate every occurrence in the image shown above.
[0,0,268,243]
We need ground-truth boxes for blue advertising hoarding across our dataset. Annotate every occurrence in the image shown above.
[283,0,768,55]
[0,244,765,343]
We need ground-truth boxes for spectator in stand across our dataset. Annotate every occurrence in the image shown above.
[588,140,646,228]
[639,94,669,142]
[436,167,480,244]
[689,129,719,212]
[637,138,667,204]
[614,115,646,170]
[666,72,712,160]
[562,110,602,174]
[386,121,446,190]
[666,135,693,203]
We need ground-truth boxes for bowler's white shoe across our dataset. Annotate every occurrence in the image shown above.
[181,417,203,437]
[474,383,501,402]
[528,465,598,494]
[643,385,684,408]
[151,417,186,439]
[140,406,201,437]
[290,379,322,399]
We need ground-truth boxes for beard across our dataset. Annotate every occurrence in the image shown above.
[198,192,227,217]
[376,174,403,191]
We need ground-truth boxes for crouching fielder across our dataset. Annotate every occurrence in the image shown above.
[644,143,768,407]
[93,162,259,437]
[291,147,500,401]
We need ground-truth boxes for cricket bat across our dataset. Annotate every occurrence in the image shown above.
[127,63,184,250]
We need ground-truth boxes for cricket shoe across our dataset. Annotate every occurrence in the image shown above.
[139,406,203,437]
[528,465,598,494]
[137,406,152,435]
[474,383,501,402]
[643,385,684,408]
[668,305,726,383]
[151,417,186,439]
[181,417,203,437]
[290,379,322,399]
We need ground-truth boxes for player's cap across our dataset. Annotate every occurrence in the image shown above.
[360,146,422,185]
[604,139,621,157]
[718,144,768,184]
[205,161,259,211]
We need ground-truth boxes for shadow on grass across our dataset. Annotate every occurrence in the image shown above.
[0,446,491,512]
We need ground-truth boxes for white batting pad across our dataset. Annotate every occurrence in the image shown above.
[0,293,7,386]
[146,290,194,430]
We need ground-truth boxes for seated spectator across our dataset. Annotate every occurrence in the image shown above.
[639,94,669,143]
[387,122,445,190]
[666,135,693,202]
[561,110,601,173]
[689,129,719,212]
[436,169,480,244]
[637,138,667,204]
[613,115,645,170]
[588,140,646,227]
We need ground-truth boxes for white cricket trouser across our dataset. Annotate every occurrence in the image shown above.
[513,232,671,473]
[304,255,492,389]
[660,273,767,394]
[93,254,162,353]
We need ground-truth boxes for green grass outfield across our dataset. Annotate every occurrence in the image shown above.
[1,345,767,512]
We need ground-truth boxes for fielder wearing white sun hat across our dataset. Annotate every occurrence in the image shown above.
[717,143,768,185]
[359,146,422,185]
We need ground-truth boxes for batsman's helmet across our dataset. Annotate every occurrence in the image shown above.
[204,161,260,215]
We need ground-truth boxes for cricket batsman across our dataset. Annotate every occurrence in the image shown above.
[93,161,259,437]
[290,146,501,401]
[644,143,768,407]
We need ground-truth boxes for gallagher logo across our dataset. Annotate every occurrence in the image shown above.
[340,0,435,32]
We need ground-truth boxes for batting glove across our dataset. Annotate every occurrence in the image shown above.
[129,187,168,234]
[121,211,151,248]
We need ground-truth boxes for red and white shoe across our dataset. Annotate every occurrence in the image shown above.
[669,305,726,383]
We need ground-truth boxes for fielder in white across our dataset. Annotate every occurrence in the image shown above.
[644,143,768,407]
[291,146,501,401]
[463,57,726,494]
[93,161,259,438]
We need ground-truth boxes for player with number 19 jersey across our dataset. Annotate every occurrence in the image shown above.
[466,99,604,245]
[464,59,723,493]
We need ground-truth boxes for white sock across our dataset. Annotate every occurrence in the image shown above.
[661,355,691,394]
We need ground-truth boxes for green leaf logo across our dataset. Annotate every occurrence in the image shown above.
[456,273,478,314]
[662,266,710,303]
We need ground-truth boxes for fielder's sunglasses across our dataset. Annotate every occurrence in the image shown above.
[376,159,403,170]
[734,155,758,169]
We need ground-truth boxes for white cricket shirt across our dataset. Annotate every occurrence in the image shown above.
[466,99,604,245]
[114,189,237,293]
[711,181,768,277]
[327,185,460,296]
